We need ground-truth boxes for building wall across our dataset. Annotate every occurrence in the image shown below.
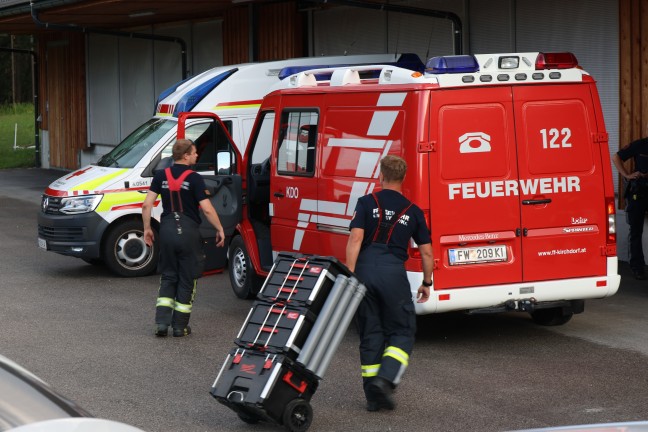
[37,31,87,170]
[82,20,223,167]
[312,0,461,58]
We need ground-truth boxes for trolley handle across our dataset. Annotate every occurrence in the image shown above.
[279,259,311,302]
[283,370,308,394]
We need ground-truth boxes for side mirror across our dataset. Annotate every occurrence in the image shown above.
[216,151,233,175]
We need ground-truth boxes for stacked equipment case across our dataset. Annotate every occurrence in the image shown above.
[211,252,366,432]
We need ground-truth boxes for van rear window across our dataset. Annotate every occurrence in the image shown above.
[521,100,593,175]
[439,104,510,181]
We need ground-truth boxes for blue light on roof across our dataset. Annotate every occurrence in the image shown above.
[426,55,479,74]
[172,68,238,117]
[155,76,192,112]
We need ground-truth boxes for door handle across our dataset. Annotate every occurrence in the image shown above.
[522,198,552,205]
[274,192,285,198]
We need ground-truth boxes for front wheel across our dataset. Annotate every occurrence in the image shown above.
[530,307,573,326]
[228,235,261,299]
[103,220,158,277]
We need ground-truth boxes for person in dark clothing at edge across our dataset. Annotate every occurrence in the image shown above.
[613,136,648,280]
[142,139,225,337]
[346,155,434,412]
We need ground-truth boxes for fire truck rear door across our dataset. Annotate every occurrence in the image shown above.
[429,87,522,289]
[513,84,608,281]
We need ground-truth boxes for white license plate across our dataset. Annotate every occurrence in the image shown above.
[448,245,507,265]
[38,237,47,250]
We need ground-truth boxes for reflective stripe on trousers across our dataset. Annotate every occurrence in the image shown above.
[155,214,201,329]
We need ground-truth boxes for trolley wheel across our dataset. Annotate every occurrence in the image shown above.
[237,411,260,424]
[282,398,312,432]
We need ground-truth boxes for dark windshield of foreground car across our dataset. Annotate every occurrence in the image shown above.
[0,360,90,431]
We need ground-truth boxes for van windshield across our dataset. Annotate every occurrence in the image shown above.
[96,118,176,168]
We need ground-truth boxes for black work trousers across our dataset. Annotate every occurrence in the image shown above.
[155,213,204,330]
[354,243,416,400]
[626,194,648,273]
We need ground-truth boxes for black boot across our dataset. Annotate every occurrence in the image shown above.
[173,326,192,337]
[367,377,395,410]
[155,324,168,337]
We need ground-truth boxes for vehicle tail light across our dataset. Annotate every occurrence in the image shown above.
[605,197,617,256]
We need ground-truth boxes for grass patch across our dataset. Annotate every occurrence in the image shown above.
[0,103,36,168]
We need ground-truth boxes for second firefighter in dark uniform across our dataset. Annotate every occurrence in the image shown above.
[346,155,434,412]
[142,139,225,337]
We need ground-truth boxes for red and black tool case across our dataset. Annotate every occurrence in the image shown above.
[257,253,350,314]
[211,253,366,432]
[234,301,316,358]
[210,348,318,431]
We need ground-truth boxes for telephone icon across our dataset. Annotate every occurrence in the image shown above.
[459,132,491,153]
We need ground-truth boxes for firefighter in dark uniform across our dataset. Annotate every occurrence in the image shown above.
[346,155,434,412]
[613,137,648,280]
[142,139,225,337]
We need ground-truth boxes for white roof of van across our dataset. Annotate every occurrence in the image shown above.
[156,54,409,116]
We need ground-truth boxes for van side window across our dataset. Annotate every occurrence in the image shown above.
[277,111,318,176]
[158,120,234,174]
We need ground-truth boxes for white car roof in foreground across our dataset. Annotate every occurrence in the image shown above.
[8,418,147,432]
[510,421,648,432]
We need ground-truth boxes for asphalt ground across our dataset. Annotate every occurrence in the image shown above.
[2,167,648,432]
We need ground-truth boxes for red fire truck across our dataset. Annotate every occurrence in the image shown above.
[180,52,620,325]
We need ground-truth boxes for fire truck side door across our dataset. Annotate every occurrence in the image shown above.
[270,110,319,254]
[176,112,243,238]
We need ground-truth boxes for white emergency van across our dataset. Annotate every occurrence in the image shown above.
[180,52,620,325]
[37,54,423,277]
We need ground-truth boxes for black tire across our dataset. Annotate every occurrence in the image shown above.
[530,307,573,326]
[282,399,312,432]
[228,235,260,299]
[103,220,158,277]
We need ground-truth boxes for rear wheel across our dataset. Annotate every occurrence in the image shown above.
[228,235,261,299]
[103,220,158,277]
[530,307,573,326]
[282,399,312,432]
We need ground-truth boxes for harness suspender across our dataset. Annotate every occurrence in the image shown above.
[164,167,193,213]
[370,192,413,244]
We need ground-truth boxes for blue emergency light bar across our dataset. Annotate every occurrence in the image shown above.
[278,53,425,80]
[172,68,238,117]
[425,55,480,74]
[155,76,192,111]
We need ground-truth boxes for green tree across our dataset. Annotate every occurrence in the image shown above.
[0,34,35,106]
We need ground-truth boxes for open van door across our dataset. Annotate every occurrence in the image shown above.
[178,112,243,270]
